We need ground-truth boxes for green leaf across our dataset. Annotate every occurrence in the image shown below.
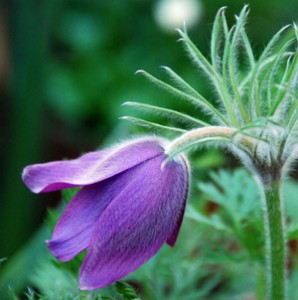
[247,24,291,117]
[227,6,250,122]
[161,66,208,100]
[177,28,238,126]
[30,259,79,299]
[210,7,226,72]
[8,288,19,300]
[266,39,294,111]
[240,28,255,69]
[62,187,81,203]
[287,224,298,240]
[120,116,186,134]
[123,101,209,127]
[136,70,228,124]
[207,169,260,220]
[0,226,50,299]
[186,205,231,232]
[115,281,142,300]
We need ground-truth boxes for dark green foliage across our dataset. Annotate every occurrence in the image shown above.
[115,282,142,300]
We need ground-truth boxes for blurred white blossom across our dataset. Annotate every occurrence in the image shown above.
[154,0,203,32]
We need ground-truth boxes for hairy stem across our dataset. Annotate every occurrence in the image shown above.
[164,126,255,158]
[259,176,286,300]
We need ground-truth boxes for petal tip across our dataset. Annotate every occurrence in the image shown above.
[78,283,92,291]
[46,239,72,262]
[21,167,28,178]
[22,166,34,190]
[22,165,44,194]
[78,278,108,291]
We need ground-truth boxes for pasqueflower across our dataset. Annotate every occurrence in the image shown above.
[22,137,189,290]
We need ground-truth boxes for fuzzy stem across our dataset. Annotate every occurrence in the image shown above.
[260,176,286,300]
[164,126,255,158]
[165,127,236,153]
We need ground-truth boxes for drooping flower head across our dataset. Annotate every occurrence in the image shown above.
[22,136,189,290]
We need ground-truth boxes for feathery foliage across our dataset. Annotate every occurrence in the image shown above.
[125,5,298,173]
[124,6,298,299]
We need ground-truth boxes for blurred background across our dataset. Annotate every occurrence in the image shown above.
[1,0,298,299]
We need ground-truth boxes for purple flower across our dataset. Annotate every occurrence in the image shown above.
[22,137,189,290]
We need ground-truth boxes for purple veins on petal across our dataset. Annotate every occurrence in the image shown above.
[22,138,164,194]
[47,167,141,261]
[22,136,190,291]
[166,157,189,247]
[79,155,189,290]
[22,150,108,193]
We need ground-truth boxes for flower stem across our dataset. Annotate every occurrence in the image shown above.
[261,178,286,300]
[164,126,255,159]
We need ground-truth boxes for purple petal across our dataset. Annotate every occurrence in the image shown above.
[79,155,188,290]
[23,151,107,193]
[22,138,164,193]
[165,203,186,247]
[47,165,148,262]
[166,157,189,247]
